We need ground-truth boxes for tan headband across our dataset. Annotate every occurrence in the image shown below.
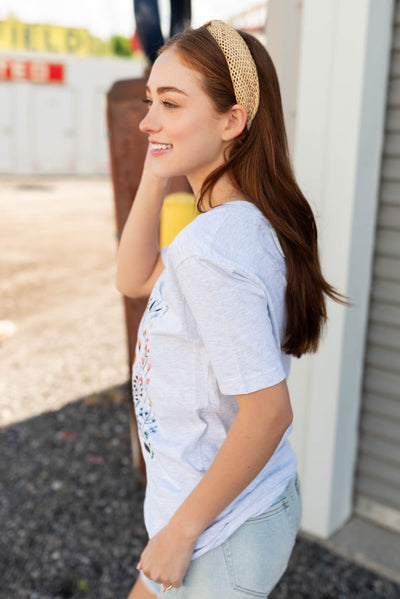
[205,20,260,127]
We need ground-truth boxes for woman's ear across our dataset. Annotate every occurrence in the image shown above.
[221,104,247,141]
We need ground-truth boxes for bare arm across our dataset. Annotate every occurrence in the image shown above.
[138,379,293,588]
[115,148,169,298]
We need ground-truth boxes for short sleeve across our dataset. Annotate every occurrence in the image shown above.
[175,255,286,396]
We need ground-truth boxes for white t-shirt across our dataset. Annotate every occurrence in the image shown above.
[131,200,297,560]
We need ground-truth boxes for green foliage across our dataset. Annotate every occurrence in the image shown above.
[110,35,133,57]
[90,35,112,56]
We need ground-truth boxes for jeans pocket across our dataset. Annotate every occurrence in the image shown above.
[222,495,296,598]
[246,495,289,523]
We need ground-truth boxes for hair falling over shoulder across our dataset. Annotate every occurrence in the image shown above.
[162,26,349,359]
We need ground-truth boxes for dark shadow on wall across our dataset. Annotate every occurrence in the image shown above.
[1,382,400,599]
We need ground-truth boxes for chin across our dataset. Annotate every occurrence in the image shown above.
[154,166,185,179]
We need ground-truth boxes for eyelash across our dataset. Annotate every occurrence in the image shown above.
[143,98,177,109]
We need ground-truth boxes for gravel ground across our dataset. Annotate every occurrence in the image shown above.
[1,178,400,598]
[2,386,400,599]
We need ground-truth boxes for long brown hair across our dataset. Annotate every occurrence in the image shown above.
[161,26,348,358]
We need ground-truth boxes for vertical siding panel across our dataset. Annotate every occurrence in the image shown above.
[355,0,400,532]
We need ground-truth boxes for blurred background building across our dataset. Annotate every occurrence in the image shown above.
[0,15,144,175]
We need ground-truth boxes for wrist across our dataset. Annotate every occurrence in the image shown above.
[168,512,202,545]
[141,166,170,190]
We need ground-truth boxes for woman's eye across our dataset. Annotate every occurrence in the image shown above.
[162,100,177,109]
[142,98,177,109]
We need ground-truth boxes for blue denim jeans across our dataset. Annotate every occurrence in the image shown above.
[141,474,301,598]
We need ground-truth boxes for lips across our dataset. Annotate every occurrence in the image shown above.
[150,142,173,153]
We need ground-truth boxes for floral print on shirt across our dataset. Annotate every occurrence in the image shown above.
[132,278,168,459]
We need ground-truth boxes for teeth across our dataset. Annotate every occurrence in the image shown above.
[151,143,172,150]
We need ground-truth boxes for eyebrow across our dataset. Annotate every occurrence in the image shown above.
[145,85,188,96]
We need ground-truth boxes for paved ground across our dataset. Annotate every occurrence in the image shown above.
[0,177,128,426]
[1,177,400,599]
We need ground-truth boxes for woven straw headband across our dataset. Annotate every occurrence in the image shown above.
[205,20,260,127]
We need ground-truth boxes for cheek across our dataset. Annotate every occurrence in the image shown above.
[178,123,218,148]
[168,117,192,141]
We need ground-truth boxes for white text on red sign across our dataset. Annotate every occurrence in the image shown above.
[0,59,64,83]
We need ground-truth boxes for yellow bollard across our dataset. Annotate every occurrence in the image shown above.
[160,192,198,248]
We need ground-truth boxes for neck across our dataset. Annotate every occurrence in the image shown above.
[188,173,245,212]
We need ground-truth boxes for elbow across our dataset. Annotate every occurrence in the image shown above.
[281,404,293,433]
[115,276,145,299]
[270,402,293,447]
[274,381,293,433]
[115,275,129,297]
[275,391,293,434]
[284,401,294,428]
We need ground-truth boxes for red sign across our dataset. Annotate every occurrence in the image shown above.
[0,59,64,83]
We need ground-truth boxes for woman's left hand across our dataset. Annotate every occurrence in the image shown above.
[137,523,197,589]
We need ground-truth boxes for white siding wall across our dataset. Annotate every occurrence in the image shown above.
[354,0,400,534]
[291,0,394,538]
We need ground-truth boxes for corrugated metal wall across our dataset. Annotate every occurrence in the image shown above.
[354,0,400,534]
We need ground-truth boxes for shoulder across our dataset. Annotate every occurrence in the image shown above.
[167,201,285,277]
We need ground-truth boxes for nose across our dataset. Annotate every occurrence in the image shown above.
[139,106,162,134]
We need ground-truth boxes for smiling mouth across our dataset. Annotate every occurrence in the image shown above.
[150,142,173,152]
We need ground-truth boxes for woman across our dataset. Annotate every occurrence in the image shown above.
[117,20,345,599]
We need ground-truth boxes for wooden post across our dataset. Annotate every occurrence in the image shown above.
[107,76,190,479]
